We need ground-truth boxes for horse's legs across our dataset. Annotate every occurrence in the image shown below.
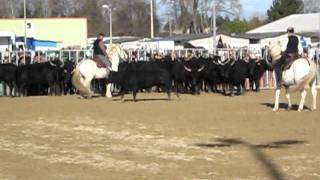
[311,81,317,110]
[298,89,307,112]
[285,87,292,110]
[106,83,112,98]
[83,78,93,98]
[273,89,281,111]
[132,89,138,102]
[120,90,125,103]
[255,78,260,92]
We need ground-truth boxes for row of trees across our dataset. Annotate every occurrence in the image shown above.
[0,0,319,37]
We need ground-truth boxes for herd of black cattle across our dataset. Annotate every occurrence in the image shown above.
[0,55,271,99]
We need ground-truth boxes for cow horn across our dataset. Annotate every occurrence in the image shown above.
[184,66,192,72]
[59,60,65,68]
[212,61,219,65]
[223,59,230,65]
[230,60,236,66]
[49,59,56,66]
[255,59,263,63]
[198,66,205,72]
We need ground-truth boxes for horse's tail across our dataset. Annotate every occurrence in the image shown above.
[72,65,91,96]
[291,60,317,92]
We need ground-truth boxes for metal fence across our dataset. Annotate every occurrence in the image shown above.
[1,48,320,96]
[0,49,93,65]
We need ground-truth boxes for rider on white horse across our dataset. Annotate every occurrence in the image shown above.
[93,33,112,70]
[273,27,303,88]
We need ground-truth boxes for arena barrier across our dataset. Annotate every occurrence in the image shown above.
[0,49,93,65]
[0,48,319,96]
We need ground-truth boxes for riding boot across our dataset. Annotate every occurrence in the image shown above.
[105,67,111,79]
[273,56,285,89]
[274,65,282,89]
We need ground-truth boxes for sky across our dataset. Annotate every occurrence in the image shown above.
[240,0,273,19]
[157,0,274,20]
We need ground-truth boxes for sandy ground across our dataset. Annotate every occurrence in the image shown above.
[0,90,319,180]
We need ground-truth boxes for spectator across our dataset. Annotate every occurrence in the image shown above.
[300,36,308,58]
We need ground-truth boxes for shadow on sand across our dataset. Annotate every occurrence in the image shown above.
[260,102,311,111]
[195,138,308,180]
[112,97,171,102]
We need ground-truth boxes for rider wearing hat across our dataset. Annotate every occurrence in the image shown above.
[93,33,111,68]
[274,27,301,88]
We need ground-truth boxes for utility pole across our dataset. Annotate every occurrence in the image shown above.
[150,0,154,39]
[24,0,27,64]
[109,8,113,44]
[212,1,217,55]
[102,4,113,45]
[168,14,172,36]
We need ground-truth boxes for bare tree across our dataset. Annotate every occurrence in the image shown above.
[303,0,320,13]
[161,0,242,34]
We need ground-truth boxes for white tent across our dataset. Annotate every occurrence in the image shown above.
[0,31,16,51]
[247,13,320,34]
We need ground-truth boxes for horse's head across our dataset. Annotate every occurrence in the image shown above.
[107,44,128,63]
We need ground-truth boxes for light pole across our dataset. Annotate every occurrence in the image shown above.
[24,0,27,64]
[150,0,154,39]
[212,1,217,55]
[102,4,113,45]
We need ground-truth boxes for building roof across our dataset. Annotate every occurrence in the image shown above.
[233,32,286,40]
[155,33,213,42]
[247,13,320,34]
[103,37,141,44]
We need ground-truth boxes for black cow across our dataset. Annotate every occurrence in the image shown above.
[0,63,17,97]
[106,65,177,102]
[222,59,250,96]
[59,60,76,95]
[248,58,271,92]
[172,57,205,95]
[197,56,224,93]
[16,59,63,96]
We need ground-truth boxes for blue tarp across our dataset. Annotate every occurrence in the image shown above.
[16,37,57,50]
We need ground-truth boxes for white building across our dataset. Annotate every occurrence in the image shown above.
[188,34,249,50]
[247,13,320,35]
[0,31,16,51]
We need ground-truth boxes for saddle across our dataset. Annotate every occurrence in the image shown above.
[93,55,107,68]
[283,53,300,70]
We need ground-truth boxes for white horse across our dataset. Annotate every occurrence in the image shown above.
[72,44,128,98]
[269,42,317,112]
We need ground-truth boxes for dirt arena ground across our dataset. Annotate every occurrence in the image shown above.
[0,90,319,180]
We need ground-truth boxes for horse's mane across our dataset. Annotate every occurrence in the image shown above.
[107,44,120,54]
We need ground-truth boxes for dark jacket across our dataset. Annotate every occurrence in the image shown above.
[93,39,105,56]
[285,35,299,54]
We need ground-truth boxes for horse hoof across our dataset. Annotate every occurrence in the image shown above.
[297,109,303,112]
[272,108,278,112]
